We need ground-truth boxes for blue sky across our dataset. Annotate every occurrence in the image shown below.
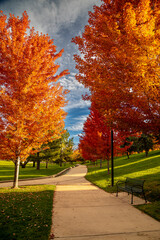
[0,0,102,147]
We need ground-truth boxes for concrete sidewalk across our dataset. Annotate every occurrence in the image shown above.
[51,165,160,240]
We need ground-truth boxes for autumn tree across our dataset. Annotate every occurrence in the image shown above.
[71,149,84,163]
[72,0,160,135]
[79,105,112,171]
[0,11,69,188]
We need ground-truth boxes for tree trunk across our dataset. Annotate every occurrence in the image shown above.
[33,160,36,167]
[20,162,26,168]
[46,160,48,169]
[12,156,20,188]
[145,150,148,157]
[37,152,40,170]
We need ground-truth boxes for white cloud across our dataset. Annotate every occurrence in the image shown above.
[64,99,90,111]
[67,122,84,131]
[74,115,88,121]
[60,74,91,111]
[59,75,84,91]
[72,134,80,138]
[67,114,88,132]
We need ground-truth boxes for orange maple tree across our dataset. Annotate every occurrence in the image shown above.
[72,0,160,135]
[0,11,69,188]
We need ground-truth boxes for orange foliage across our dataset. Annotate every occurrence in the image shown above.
[0,11,69,182]
[72,0,160,134]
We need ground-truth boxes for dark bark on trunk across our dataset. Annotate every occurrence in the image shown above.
[37,152,40,170]
[12,156,20,188]
[46,160,48,169]
[33,160,36,167]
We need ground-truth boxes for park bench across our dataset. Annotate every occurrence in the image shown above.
[116,177,147,204]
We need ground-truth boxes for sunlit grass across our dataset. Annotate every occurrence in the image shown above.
[0,185,55,240]
[86,150,160,220]
[0,161,73,181]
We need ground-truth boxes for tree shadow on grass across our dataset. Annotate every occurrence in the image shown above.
[0,186,54,240]
[90,152,160,182]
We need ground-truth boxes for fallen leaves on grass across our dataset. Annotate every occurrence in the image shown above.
[0,185,55,240]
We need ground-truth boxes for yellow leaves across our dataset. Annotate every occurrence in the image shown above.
[136,0,151,25]
[137,17,155,39]
[124,3,136,32]
[124,0,156,40]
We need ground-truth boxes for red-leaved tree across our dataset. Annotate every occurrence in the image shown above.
[79,105,112,172]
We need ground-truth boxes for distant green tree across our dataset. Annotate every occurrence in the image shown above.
[58,131,74,166]
[120,134,154,158]
[41,130,74,167]
[24,130,74,169]
[137,134,154,157]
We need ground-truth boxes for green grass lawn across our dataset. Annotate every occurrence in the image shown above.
[0,161,73,181]
[0,185,55,240]
[86,150,160,221]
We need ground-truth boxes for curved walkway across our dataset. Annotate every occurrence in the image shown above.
[50,165,160,240]
[1,165,160,240]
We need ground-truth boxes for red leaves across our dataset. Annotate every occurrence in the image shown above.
[79,105,111,161]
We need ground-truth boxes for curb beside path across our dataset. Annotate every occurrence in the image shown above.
[0,166,73,184]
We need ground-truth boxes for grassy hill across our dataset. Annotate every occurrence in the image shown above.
[86,150,160,221]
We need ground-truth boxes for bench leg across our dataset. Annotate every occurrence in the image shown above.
[142,191,147,204]
[131,193,133,204]
[116,189,118,197]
